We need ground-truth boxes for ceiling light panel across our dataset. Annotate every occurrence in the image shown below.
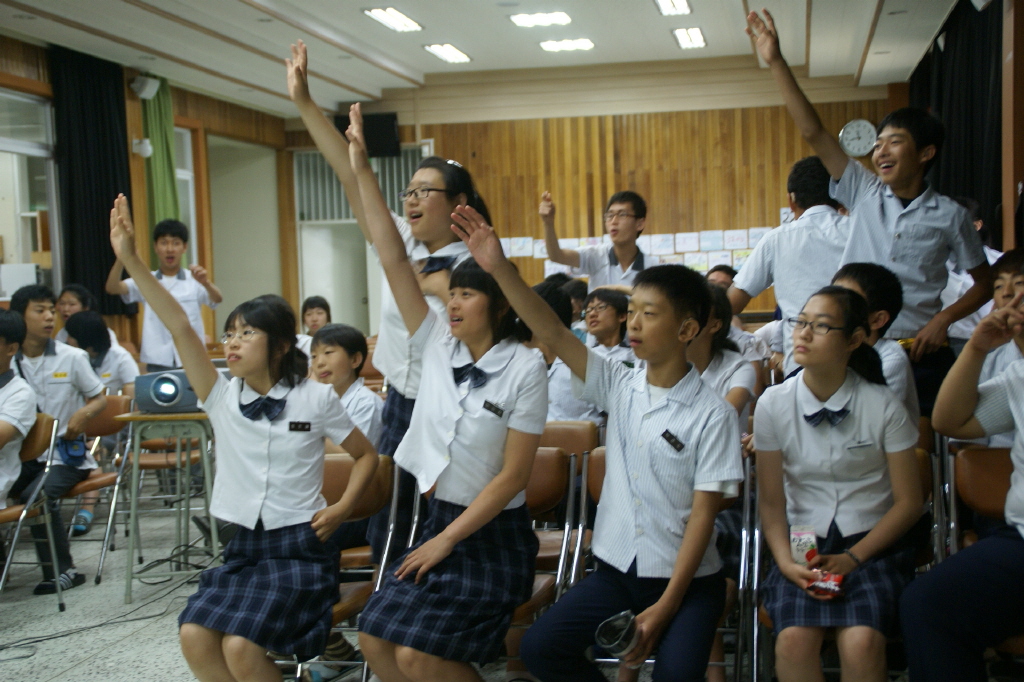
[540,38,594,52]
[424,44,471,63]
[364,8,422,32]
[673,27,706,49]
[655,0,691,16]
[510,12,572,27]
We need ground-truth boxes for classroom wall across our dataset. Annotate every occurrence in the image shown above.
[208,135,282,333]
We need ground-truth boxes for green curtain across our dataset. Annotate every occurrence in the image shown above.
[141,77,180,264]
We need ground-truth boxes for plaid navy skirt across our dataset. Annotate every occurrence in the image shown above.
[359,498,539,663]
[178,520,340,659]
[715,498,745,582]
[762,520,919,636]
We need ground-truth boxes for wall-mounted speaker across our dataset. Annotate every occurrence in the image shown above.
[334,112,401,157]
[130,76,161,100]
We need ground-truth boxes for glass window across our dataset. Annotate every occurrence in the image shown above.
[0,90,50,147]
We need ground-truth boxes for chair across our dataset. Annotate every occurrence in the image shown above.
[62,394,133,583]
[0,414,64,610]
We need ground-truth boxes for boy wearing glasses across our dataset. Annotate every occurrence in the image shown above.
[541,190,650,291]
[106,219,222,371]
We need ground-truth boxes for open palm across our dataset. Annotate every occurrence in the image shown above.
[451,206,505,273]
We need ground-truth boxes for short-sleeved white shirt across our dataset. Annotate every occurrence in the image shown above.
[15,340,105,468]
[700,349,757,434]
[874,338,920,426]
[199,374,356,530]
[295,334,313,359]
[372,212,471,398]
[339,378,384,449]
[573,350,743,578]
[942,245,1003,341]
[92,344,140,394]
[395,311,548,509]
[56,326,119,348]
[546,357,603,425]
[754,371,918,537]
[831,159,986,339]
[577,244,648,291]
[974,342,1024,448]
[0,372,36,508]
[974,358,1024,538]
[121,269,217,367]
[733,205,850,372]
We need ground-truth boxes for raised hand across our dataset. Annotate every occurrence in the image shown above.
[968,291,1024,354]
[285,40,312,104]
[746,9,783,66]
[189,264,210,286]
[109,194,138,262]
[539,191,556,225]
[345,103,371,172]
[451,205,506,273]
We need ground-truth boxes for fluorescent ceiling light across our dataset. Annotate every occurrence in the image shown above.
[655,0,691,15]
[425,44,471,63]
[510,12,572,27]
[540,38,594,52]
[364,8,422,32]
[673,27,706,49]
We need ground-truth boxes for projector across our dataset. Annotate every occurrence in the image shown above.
[135,370,200,413]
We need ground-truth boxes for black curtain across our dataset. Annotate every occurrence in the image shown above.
[908,0,1003,248]
[49,46,135,315]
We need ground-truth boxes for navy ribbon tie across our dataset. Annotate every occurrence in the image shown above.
[452,364,488,389]
[240,396,287,422]
[803,407,850,428]
[420,256,457,274]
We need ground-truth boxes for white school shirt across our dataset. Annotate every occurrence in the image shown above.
[728,326,767,364]
[874,338,921,426]
[831,158,986,339]
[296,334,313,359]
[0,371,36,508]
[339,378,384,449]
[699,349,757,435]
[121,269,217,367]
[753,320,784,355]
[573,349,743,578]
[754,371,918,538]
[942,245,1002,341]
[91,344,140,394]
[733,205,850,373]
[395,311,548,509]
[15,340,105,469]
[974,342,1024,448]
[576,244,648,291]
[55,326,120,348]
[546,357,603,425]
[973,359,1024,538]
[372,212,471,398]
[199,374,356,530]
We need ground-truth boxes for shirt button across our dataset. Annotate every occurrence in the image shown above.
[637,440,643,447]
[642,414,649,420]
[634,498,641,507]
[632,471,639,480]
[636,526,644,535]
[895,233,901,239]
[446,431,454,439]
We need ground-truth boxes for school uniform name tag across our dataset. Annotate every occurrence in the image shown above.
[483,401,504,418]
[289,421,311,432]
[52,372,68,378]
[661,430,684,452]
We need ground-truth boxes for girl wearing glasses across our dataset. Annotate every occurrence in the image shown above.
[755,286,923,682]
[109,196,379,682]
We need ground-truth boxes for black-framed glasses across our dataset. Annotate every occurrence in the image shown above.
[785,318,844,336]
[604,211,637,222]
[398,187,448,201]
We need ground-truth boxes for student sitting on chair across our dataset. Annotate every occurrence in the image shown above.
[296,295,332,357]
[582,288,636,367]
[55,283,119,349]
[0,310,37,564]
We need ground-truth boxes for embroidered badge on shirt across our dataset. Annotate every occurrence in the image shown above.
[52,372,68,378]
[661,430,684,452]
[483,401,504,418]
[289,421,312,432]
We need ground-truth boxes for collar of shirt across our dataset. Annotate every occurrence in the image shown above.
[240,378,292,404]
[340,377,367,402]
[409,239,470,263]
[16,338,56,361]
[881,182,939,213]
[796,371,855,416]
[798,204,840,222]
[0,369,13,390]
[450,335,518,377]
[155,269,187,281]
[89,349,108,371]
[608,247,645,271]
[627,362,702,407]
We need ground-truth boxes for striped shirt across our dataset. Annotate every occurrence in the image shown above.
[699,348,757,434]
[974,358,1024,539]
[577,244,647,291]
[975,341,1024,448]
[573,349,743,578]
[874,338,920,426]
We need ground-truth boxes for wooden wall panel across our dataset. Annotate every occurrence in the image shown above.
[170,87,286,149]
[0,35,50,96]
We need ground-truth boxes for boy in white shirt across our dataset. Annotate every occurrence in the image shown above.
[105,219,222,371]
[0,310,37,566]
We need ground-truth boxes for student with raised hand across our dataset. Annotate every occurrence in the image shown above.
[452,206,742,682]
[900,291,1024,682]
[287,40,488,559]
[108,195,378,682]
[541,190,650,291]
[756,286,923,682]
[341,104,547,682]
[746,9,992,415]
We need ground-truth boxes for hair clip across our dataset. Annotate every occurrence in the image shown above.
[446,159,463,168]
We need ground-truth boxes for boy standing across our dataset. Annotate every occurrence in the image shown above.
[452,206,743,682]
[106,219,221,371]
[747,10,992,414]
[542,191,650,291]
[9,285,106,593]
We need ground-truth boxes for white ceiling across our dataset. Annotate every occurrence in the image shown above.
[0,0,957,118]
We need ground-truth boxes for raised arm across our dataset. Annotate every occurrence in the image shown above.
[286,40,369,241]
[746,10,847,180]
[189,264,224,305]
[109,194,219,401]
[540,192,580,268]
[727,285,752,315]
[346,104,429,335]
[105,260,129,297]
[452,206,589,379]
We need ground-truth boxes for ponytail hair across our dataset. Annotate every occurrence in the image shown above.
[707,284,740,357]
[807,285,886,385]
[224,294,308,387]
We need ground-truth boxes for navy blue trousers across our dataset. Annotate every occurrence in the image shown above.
[521,560,725,682]
[900,526,1024,682]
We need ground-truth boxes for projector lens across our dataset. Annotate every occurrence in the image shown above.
[152,375,180,405]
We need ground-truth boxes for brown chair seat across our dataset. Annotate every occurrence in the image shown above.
[511,574,557,624]
[0,504,38,524]
[332,581,375,625]
[999,635,1024,655]
[117,450,203,469]
[535,528,581,571]
[139,438,201,451]
[340,546,373,569]
[65,470,118,497]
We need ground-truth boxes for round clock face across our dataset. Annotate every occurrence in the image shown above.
[839,119,877,157]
